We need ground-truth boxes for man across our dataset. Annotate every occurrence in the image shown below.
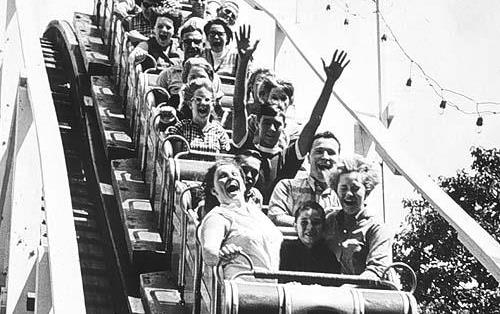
[231,25,350,202]
[268,131,342,226]
[235,149,263,207]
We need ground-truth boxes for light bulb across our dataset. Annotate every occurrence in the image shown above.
[406,78,412,87]
[476,116,483,134]
[439,100,446,115]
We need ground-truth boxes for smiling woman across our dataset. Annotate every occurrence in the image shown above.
[199,160,283,280]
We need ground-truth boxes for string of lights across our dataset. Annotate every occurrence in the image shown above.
[326,0,500,130]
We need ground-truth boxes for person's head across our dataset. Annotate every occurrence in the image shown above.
[247,68,274,103]
[216,0,239,26]
[150,8,182,47]
[258,77,294,113]
[141,0,162,21]
[256,106,286,149]
[182,57,215,83]
[235,150,262,190]
[329,156,380,216]
[180,22,205,59]
[184,78,215,125]
[204,159,246,207]
[308,131,341,183]
[204,18,232,53]
[294,201,326,248]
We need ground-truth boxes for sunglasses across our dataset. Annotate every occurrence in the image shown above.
[182,38,203,46]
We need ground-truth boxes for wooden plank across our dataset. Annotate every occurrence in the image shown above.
[15,1,86,311]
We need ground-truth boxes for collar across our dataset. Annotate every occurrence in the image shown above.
[255,143,281,155]
[307,176,330,194]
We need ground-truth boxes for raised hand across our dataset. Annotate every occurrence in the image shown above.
[321,49,350,82]
[235,24,260,60]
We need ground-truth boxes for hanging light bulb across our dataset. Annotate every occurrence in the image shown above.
[439,100,447,115]
[381,34,387,41]
[344,18,349,25]
[406,78,412,87]
[326,4,331,11]
[476,116,483,133]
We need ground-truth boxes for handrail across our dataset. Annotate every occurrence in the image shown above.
[5,0,86,312]
[243,0,500,281]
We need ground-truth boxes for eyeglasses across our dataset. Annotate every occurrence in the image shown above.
[208,31,226,38]
[191,96,214,104]
[182,38,203,46]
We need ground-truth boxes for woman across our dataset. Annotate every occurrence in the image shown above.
[199,160,283,280]
[165,78,230,153]
[203,18,239,77]
[128,8,182,69]
[280,201,341,282]
[325,156,393,280]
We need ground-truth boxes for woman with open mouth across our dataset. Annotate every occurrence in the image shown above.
[325,155,393,280]
[164,77,230,153]
[199,159,282,280]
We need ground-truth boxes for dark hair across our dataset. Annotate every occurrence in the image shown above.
[202,159,244,213]
[258,77,295,107]
[150,7,183,33]
[294,201,326,222]
[247,68,273,100]
[312,131,341,154]
[235,149,262,162]
[204,18,233,44]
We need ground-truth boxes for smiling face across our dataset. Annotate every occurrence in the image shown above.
[182,31,204,59]
[309,137,340,183]
[267,87,290,112]
[238,155,261,190]
[190,87,214,124]
[337,172,366,216]
[296,207,324,248]
[211,164,246,205]
[154,17,174,47]
[207,24,227,53]
[257,114,285,148]
[252,73,268,103]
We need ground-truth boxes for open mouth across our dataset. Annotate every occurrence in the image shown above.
[343,198,357,206]
[197,105,209,115]
[317,160,334,170]
[225,180,240,193]
[158,34,169,41]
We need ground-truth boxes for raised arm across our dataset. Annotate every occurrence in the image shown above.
[296,50,350,157]
[232,25,260,147]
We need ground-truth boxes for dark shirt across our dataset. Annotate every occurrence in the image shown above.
[279,239,341,284]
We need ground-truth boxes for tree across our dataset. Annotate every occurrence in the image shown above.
[394,147,500,313]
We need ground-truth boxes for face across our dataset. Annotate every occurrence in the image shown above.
[218,6,237,26]
[258,115,285,148]
[266,87,290,112]
[337,172,366,216]
[252,73,268,102]
[190,87,214,123]
[207,24,227,52]
[182,31,204,59]
[187,66,209,82]
[211,164,246,205]
[308,137,340,182]
[154,17,174,47]
[296,208,324,248]
[238,156,261,189]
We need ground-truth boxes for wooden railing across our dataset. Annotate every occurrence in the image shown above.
[242,0,500,281]
[0,0,86,312]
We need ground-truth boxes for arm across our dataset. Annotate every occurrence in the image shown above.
[199,214,229,266]
[361,223,393,279]
[128,41,149,64]
[267,180,295,227]
[296,50,350,157]
[232,25,260,147]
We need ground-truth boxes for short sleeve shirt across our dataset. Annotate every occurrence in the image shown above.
[166,119,230,153]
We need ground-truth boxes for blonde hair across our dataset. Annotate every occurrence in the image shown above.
[329,155,380,197]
